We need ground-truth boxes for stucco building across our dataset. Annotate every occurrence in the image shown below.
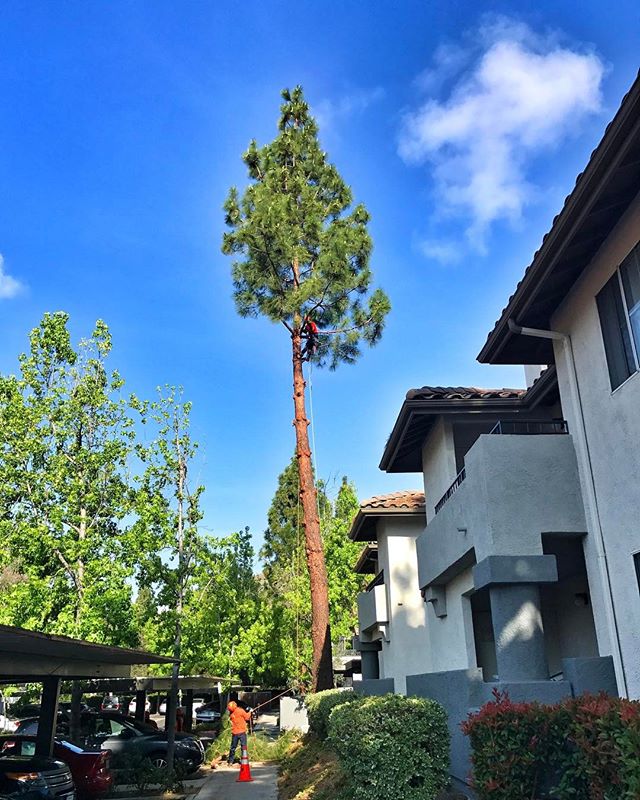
[352,71,640,784]
[350,491,429,695]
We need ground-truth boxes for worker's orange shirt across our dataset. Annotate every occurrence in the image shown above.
[230,706,252,735]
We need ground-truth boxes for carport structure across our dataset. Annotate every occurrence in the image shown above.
[0,624,173,757]
[133,675,225,731]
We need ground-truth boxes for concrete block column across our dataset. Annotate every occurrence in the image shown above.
[473,555,558,683]
[489,584,548,681]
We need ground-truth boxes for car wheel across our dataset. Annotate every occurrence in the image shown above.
[150,754,168,769]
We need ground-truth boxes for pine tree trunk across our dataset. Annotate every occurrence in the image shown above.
[291,332,333,691]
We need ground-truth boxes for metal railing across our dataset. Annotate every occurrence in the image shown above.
[434,467,466,515]
[489,419,569,435]
[366,570,385,592]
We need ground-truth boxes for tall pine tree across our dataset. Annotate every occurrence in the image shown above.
[223,87,389,689]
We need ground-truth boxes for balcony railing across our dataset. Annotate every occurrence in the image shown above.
[434,468,466,515]
[366,570,385,592]
[358,583,388,632]
[489,419,569,435]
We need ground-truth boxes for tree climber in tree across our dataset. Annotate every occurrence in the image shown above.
[302,319,319,359]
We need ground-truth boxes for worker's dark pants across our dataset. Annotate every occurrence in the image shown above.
[228,732,247,764]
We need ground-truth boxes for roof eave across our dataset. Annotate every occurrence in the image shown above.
[380,396,527,473]
[348,507,426,542]
[478,71,640,365]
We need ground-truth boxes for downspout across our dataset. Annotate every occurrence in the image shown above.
[507,318,628,697]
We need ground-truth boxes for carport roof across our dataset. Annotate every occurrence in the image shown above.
[0,624,174,680]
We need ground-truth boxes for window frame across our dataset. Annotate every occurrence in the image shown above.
[619,245,640,363]
[596,244,640,391]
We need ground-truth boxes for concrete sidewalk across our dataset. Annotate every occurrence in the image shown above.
[195,764,278,800]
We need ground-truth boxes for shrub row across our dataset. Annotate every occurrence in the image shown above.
[305,689,359,740]
[462,690,640,800]
[305,691,450,800]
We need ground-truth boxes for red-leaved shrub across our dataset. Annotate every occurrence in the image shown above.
[462,690,640,800]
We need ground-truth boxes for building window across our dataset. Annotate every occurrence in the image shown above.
[621,244,640,354]
[635,552,640,596]
[596,243,640,390]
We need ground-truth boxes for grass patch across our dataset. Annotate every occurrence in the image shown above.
[205,719,299,764]
[278,733,346,800]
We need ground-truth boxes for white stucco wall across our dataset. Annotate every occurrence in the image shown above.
[551,190,640,697]
[422,419,458,522]
[376,517,431,694]
[426,568,476,673]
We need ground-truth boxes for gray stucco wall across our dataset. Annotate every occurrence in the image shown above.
[417,433,587,590]
[355,678,395,696]
[552,190,640,697]
[422,419,457,523]
[427,568,477,673]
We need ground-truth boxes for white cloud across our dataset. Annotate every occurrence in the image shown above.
[414,43,469,93]
[418,238,462,266]
[314,87,385,133]
[399,18,605,249]
[0,254,24,300]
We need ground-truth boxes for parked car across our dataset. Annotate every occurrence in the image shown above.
[99,698,119,713]
[0,752,74,800]
[12,704,42,721]
[0,737,110,800]
[15,713,204,773]
[126,699,150,716]
[194,702,221,727]
[191,698,206,714]
[57,705,90,717]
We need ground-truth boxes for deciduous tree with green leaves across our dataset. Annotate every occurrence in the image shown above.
[222,86,390,690]
[0,312,136,643]
[132,388,203,770]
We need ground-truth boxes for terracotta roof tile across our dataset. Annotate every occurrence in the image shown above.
[360,490,425,511]
[405,386,525,401]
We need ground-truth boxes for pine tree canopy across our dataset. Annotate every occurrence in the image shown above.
[222,86,391,369]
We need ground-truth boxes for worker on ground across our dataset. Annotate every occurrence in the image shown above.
[227,700,252,766]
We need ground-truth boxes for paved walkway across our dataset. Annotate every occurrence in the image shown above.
[252,712,279,739]
[195,764,278,800]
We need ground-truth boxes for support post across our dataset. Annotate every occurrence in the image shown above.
[35,677,61,757]
[135,690,146,722]
[184,689,194,732]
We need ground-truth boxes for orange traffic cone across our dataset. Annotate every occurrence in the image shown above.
[236,745,253,782]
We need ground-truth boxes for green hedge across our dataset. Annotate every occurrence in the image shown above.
[462,690,640,800]
[305,689,358,740]
[328,693,450,800]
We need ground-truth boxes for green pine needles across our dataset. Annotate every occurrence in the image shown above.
[223,85,390,368]
[223,85,390,690]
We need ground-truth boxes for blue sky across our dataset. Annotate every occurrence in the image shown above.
[0,1,638,555]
